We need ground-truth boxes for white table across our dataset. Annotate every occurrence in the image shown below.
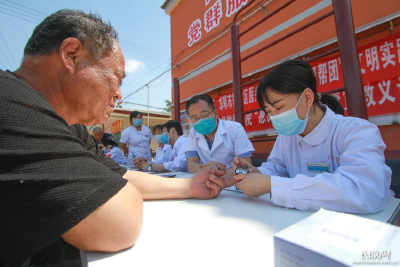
[81,172,400,267]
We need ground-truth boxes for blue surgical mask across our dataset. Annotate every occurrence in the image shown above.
[269,92,309,136]
[193,116,217,135]
[154,134,162,144]
[161,132,170,144]
[133,119,142,126]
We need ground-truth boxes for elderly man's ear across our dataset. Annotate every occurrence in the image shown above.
[59,37,85,74]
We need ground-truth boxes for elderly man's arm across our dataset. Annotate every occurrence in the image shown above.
[62,183,143,252]
[123,169,225,200]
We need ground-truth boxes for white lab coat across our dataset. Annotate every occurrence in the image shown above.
[185,119,255,168]
[163,136,189,172]
[107,147,128,165]
[120,125,152,162]
[153,144,172,164]
[259,107,392,214]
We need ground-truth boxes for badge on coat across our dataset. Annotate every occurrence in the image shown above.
[307,163,330,173]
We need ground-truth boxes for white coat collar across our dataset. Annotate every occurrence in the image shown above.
[210,119,226,153]
[296,106,335,146]
[162,144,171,151]
[173,135,185,148]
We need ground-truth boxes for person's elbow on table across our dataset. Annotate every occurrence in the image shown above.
[61,183,143,252]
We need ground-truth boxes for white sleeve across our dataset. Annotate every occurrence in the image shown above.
[270,121,391,214]
[258,135,289,177]
[163,138,188,172]
[148,127,153,140]
[152,147,161,164]
[232,123,255,156]
[185,129,197,153]
[111,148,128,165]
[119,128,130,144]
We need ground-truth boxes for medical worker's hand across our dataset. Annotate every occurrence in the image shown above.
[133,157,146,169]
[190,169,226,199]
[234,173,271,197]
[231,156,260,174]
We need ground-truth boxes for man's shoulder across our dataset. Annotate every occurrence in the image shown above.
[0,69,56,113]
[177,135,189,145]
[221,119,242,128]
[219,119,245,135]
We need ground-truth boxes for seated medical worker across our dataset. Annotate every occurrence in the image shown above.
[228,59,392,214]
[103,138,128,166]
[134,124,172,167]
[152,124,172,164]
[185,94,254,177]
[135,120,189,172]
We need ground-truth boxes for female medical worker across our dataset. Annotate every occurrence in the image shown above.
[229,60,392,214]
[152,124,172,164]
[134,124,172,168]
[120,111,153,163]
[103,138,128,166]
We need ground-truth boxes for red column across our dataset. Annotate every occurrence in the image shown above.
[332,0,368,119]
[230,24,244,125]
[173,78,180,121]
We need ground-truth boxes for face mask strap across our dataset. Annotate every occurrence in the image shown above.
[294,92,304,109]
[295,91,310,120]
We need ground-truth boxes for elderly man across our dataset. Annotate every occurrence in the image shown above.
[92,126,114,148]
[0,10,225,267]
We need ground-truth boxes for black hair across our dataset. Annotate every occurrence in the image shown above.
[24,9,117,61]
[153,124,164,134]
[321,94,345,115]
[256,59,344,115]
[102,136,117,147]
[129,111,143,124]
[185,94,215,115]
[164,120,183,136]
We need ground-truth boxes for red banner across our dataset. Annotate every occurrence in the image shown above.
[215,33,400,133]
[243,110,273,132]
[310,32,400,92]
[242,83,260,112]
[215,81,273,132]
[332,77,400,117]
[111,120,123,134]
[215,92,234,117]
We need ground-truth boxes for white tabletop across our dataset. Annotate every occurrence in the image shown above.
[81,173,400,267]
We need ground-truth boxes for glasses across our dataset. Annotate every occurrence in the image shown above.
[190,110,215,124]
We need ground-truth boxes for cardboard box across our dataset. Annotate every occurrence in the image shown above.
[274,209,400,267]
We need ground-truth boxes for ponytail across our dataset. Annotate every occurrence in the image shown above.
[320,94,344,115]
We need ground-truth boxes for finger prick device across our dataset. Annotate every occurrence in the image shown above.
[235,165,251,175]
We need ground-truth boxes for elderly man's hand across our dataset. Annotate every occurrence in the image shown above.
[189,169,226,199]
[199,161,226,172]
[133,157,146,169]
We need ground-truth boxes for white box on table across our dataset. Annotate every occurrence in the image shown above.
[274,209,400,267]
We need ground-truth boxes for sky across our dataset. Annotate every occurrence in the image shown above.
[0,0,172,112]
